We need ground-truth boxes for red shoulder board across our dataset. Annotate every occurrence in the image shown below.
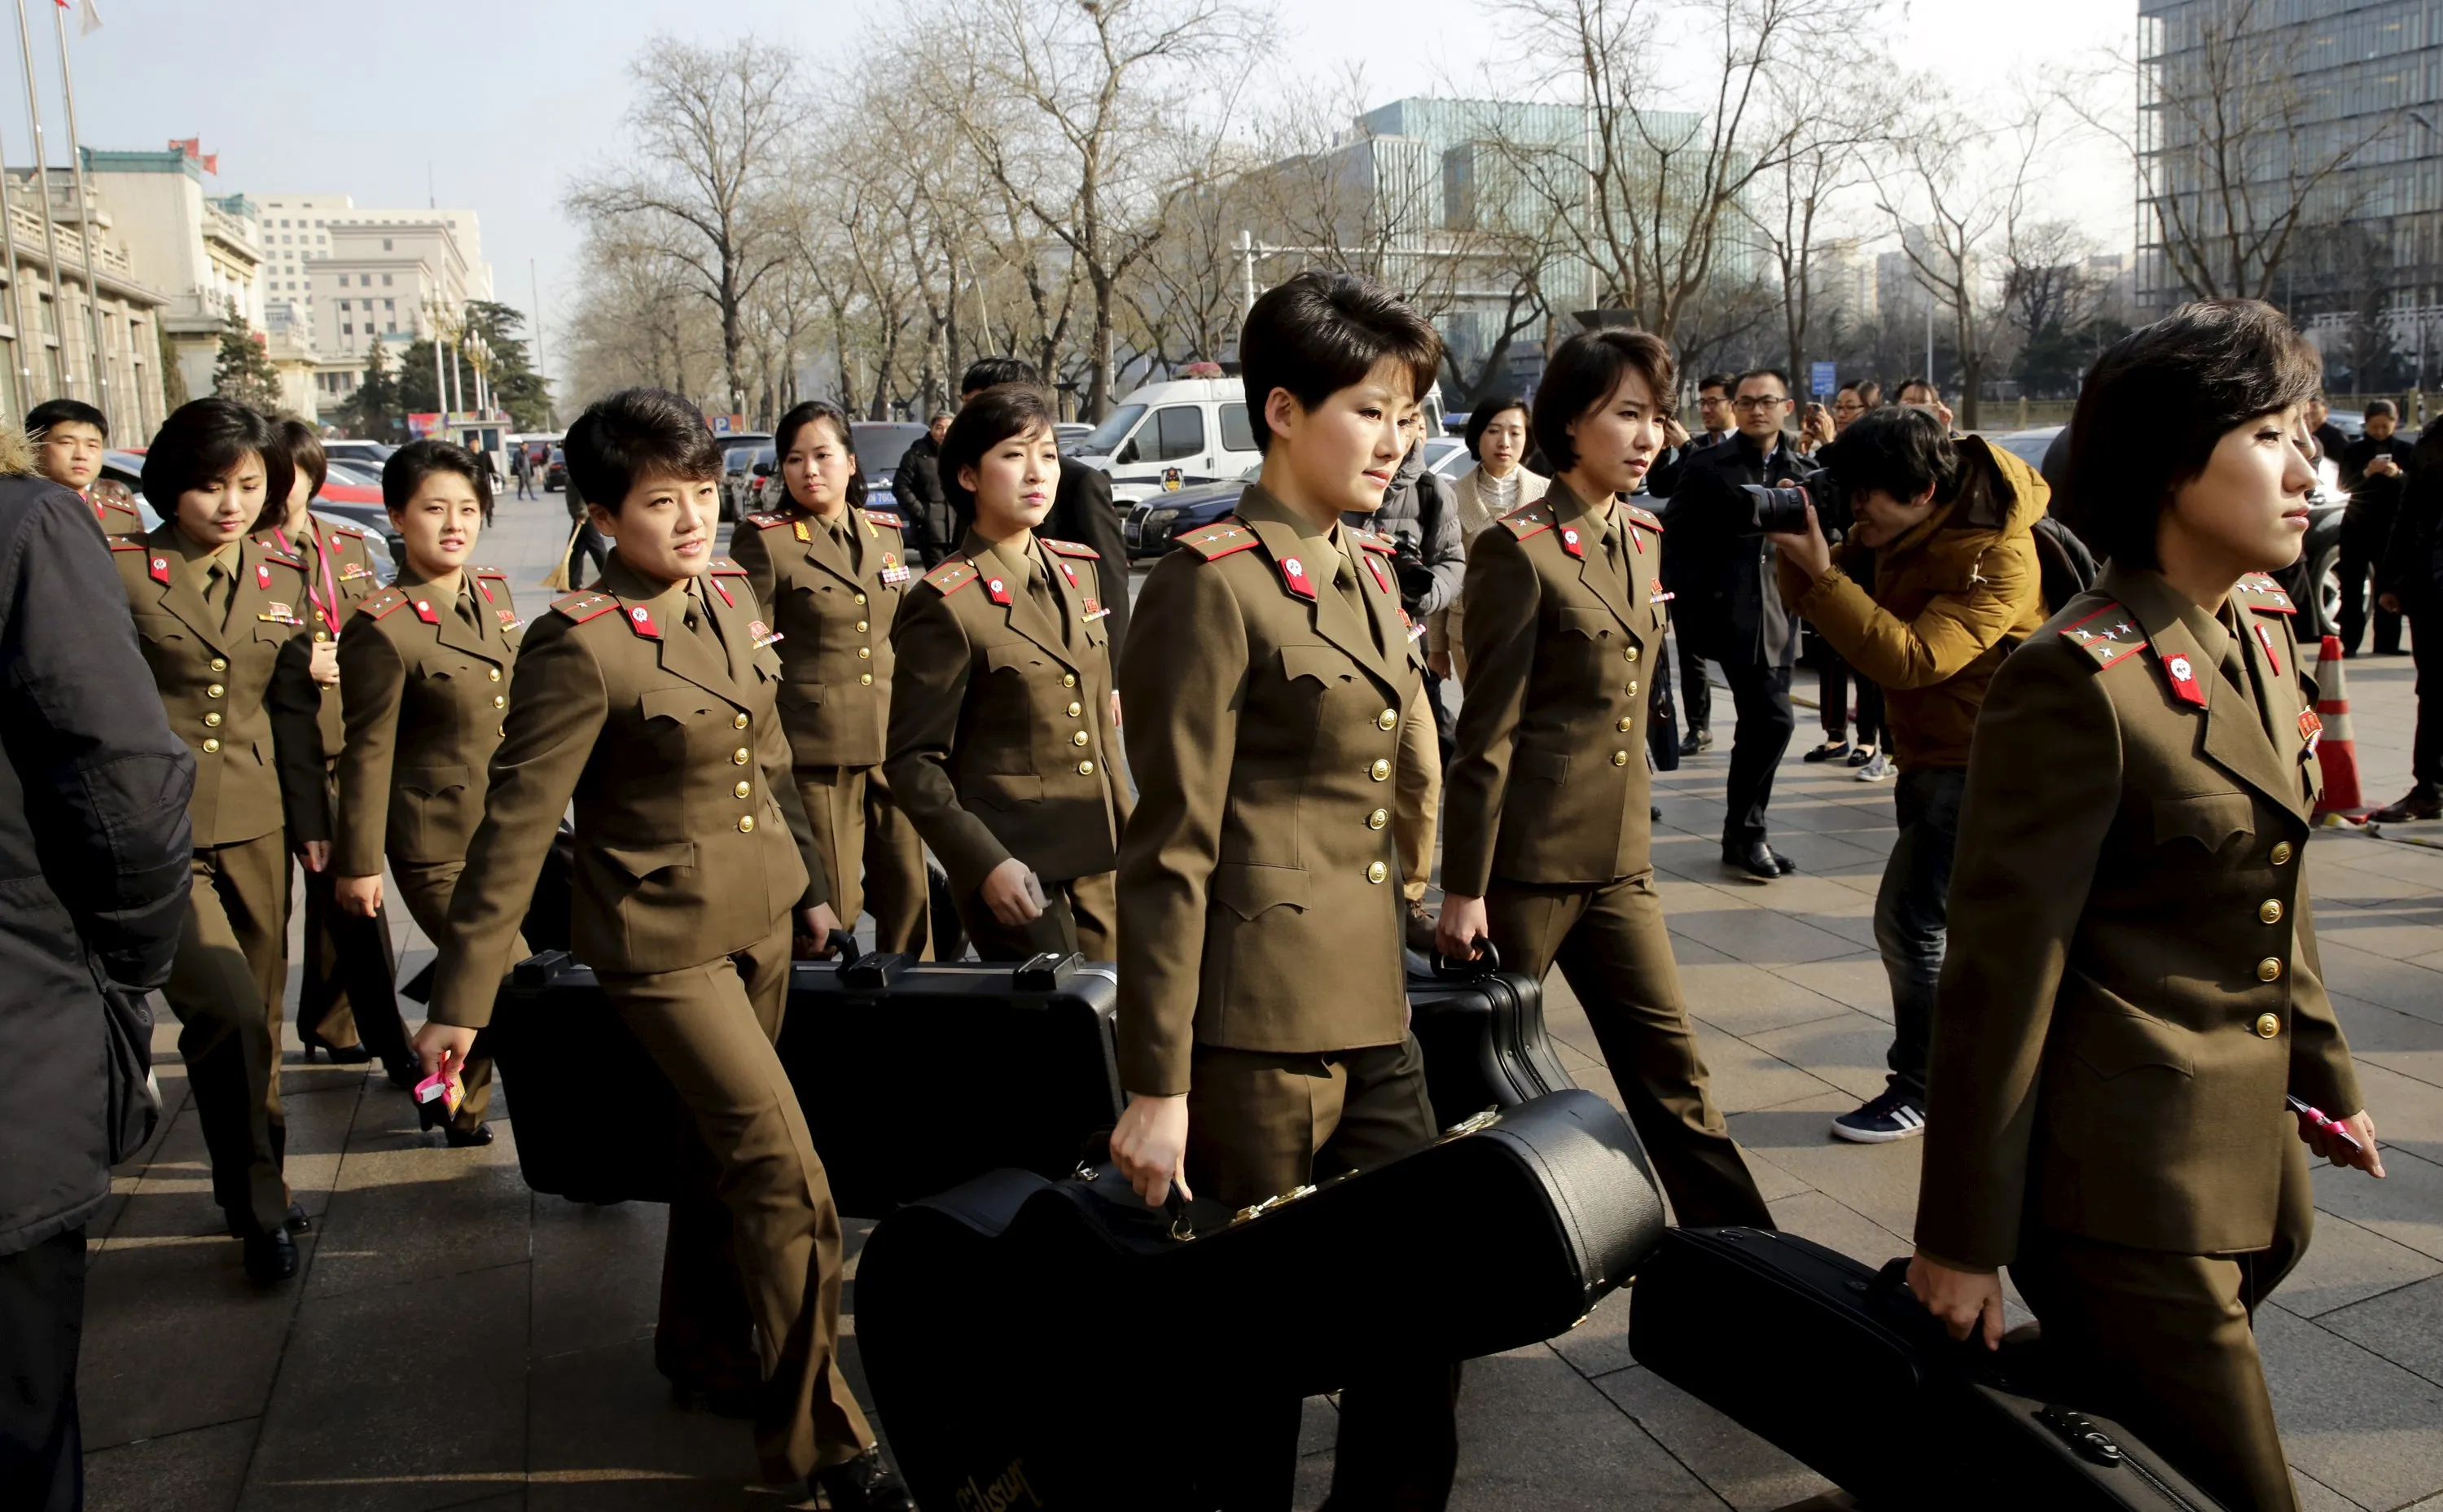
[107,538,145,554]
[742,511,793,532]
[861,507,906,531]
[2235,573,2296,614]
[1174,519,1260,560]
[1498,502,1555,541]
[327,523,367,540]
[552,590,622,625]
[2058,603,2147,671]
[1040,537,1100,559]
[353,587,411,621]
[923,559,979,596]
[254,545,305,570]
[475,566,509,581]
[1352,531,1397,556]
[1625,503,1664,534]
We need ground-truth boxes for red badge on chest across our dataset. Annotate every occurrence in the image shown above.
[2300,708,2323,756]
[148,554,170,585]
[255,563,272,591]
[2162,651,2208,708]
[1558,524,1586,560]
[627,604,661,639]
[1278,554,1316,601]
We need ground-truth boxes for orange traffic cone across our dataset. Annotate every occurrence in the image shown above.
[2308,633,2367,818]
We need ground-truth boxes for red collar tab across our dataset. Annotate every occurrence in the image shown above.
[2252,620,2283,677]
[476,575,497,603]
[410,595,440,625]
[2160,647,2208,708]
[255,562,273,590]
[148,554,171,585]
[1278,550,1318,601]
[1054,557,1079,588]
[1365,554,1392,594]
[979,563,1014,606]
[626,603,662,639]
[1558,523,1587,560]
[708,576,735,608]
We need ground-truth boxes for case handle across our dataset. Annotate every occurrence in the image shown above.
[1430,938,1502,979]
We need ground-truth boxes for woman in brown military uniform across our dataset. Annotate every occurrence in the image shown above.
[1434,330,1771,1229]
[331,439,520,1145]
[1911,301,2384,1512]
[113,399,327,1283]
[727,400,928,955]
[265,419,416,1081]
[884,383,1129,962]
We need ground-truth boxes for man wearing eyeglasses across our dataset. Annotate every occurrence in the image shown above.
[1657,369,1821,880]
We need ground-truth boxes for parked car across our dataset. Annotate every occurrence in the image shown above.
[1123,439,1470,559]
[713,432,774,521]
[724,442,777,519]
[850,422,928,501]
[318,459,388,504]
[322,440,395,469]
[127,494,395,586]
[546,445,566,492]
[1076,377,1450,510]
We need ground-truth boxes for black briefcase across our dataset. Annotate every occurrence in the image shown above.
[1406,944,1575,1129]
[1628,1227,2228,1511]
[487,949,688,1204]
[774,949,1122,1217]
[859,1089,1665,1511]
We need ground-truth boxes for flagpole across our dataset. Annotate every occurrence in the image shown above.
[0,104,29,419]
[11,0,70,397]
[52,0,104,414]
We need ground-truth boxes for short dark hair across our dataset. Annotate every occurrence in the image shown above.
[1697,373,1736,397]
[141,399,292,526]
[941,383,1055,518]
[1897,376,1943,404]
[2060,298,2321,571]
[564,387,722,514]
[1818,405,1957,506]
[1734,368,1792,397]
[1532,329,1678,475]
[1239,270,1443,455]
[278,417,327,501]
[774,399,867,511]
[26,397,107,440]
[1836,380,1883,408]
[1463,392,1529,459]
[2365,398,2397,421]
[382,438,494,523]
[961,357,1039,397]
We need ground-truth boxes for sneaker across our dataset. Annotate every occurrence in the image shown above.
[1854,752,1892,782]
[1831,1089,1926,1144]
[1802,739,1851,764]
[2371,786,2443,823]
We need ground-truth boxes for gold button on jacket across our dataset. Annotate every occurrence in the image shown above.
[331,568,526,877]
[1114,489,1424,1097]
[2255,1013,2281,1038]
[882,529,1128,901]
[1443,481,1663,893]
[423,557,824,1030]
[1918,564,2362,1269]
[114,528,327,848]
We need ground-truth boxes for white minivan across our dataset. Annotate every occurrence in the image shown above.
[1075,376,1444,507]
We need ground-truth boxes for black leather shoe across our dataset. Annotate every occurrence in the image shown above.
[242,1227,298,1285]
[1723,842,1782,882]
[299,1026,373,1064]
[2371,787,2443,823]
[226,1203,312,1238]
[1774,849,1798,875]
[443,1122,494,1148]
[812,1448,914,1511]
[1680,727,1714,755]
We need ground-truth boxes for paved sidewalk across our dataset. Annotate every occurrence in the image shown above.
[77,503,2443,1510]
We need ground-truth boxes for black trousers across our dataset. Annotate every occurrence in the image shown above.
[296,829,414,1074]
[566,519,610,589]
[2337,526,2401,655]
[1721,660,1796,849]
[1818,649,1888,748]
[1674,629,1713,734]
[0,1228,85,1512]
[2415,608,2443,791]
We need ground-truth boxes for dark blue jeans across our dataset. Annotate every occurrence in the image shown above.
[1874,766,1966,1103]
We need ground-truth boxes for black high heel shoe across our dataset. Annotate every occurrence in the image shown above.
[298,1025,374,1064]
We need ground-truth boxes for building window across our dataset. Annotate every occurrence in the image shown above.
[382,274,393,286]
[342,323,353,335]
[384,298,394,311]
[385,321,397,334]
[382,238,393,251]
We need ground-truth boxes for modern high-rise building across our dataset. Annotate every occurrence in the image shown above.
[249,192,493,407]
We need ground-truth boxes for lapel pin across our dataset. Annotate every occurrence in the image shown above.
[2163,651,2207,708]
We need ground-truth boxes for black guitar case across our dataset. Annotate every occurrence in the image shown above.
[486,946,1123,1216]
[857,1089,1664,1511]
[1629,1226,2229,1511]
[1405,944,1576,1129]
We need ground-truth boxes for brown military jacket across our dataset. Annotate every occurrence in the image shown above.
[1442,482,1667,893]
[331,569,522,877]
[424,553,823,1030]
[1916,564,2363,1268]
[1113,488,1424,1097]
[884,528,1128,896]
[112,525,327,848]
[726,499,911,768]
[280,519,391,758]
[90,490,143,538]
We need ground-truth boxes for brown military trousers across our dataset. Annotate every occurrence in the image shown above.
[388,860,507,1129]
[166,831,292,1234]
[296,771,416,1069]
[1487,870,1772,1229]
[603,922,871,1483]
[959,868,1116,964]
[1185,1036,1459,1512]
[2011,1137,2315,1512]
[794,763,928,956]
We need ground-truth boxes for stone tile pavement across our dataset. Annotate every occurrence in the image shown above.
[75,501,2443,1510]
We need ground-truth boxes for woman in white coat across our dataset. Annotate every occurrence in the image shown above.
[1430,393,1549,684]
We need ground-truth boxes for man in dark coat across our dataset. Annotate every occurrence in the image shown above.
[891,412,957,567]
[0,435,195,1512]
[957,358,1131,659]
[2339,400,2413,655]
[1647,372,1738,751]
[1659,368,1821,880]
[2375,430,2443,822]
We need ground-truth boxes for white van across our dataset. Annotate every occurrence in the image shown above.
[1075,376,1444,507]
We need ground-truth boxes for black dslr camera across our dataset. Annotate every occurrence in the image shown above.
[1739,474,1851,540]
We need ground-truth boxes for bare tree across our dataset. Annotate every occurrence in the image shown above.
[567,36,802,419]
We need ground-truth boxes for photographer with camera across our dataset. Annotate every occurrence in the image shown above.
[1660,368,1822,879]
[1349,436,1465,950]
[1766,405,2049,1142]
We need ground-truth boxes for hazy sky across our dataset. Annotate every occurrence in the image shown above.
[46,0,2138,380]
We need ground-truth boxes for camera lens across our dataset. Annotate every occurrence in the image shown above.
[1740,483,1812,534]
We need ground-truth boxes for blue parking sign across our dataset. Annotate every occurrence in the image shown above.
[1810,362,1837,398]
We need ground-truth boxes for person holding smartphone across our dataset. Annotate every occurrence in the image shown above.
[884,383,1129,962]
[1910,300,2384,1512]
